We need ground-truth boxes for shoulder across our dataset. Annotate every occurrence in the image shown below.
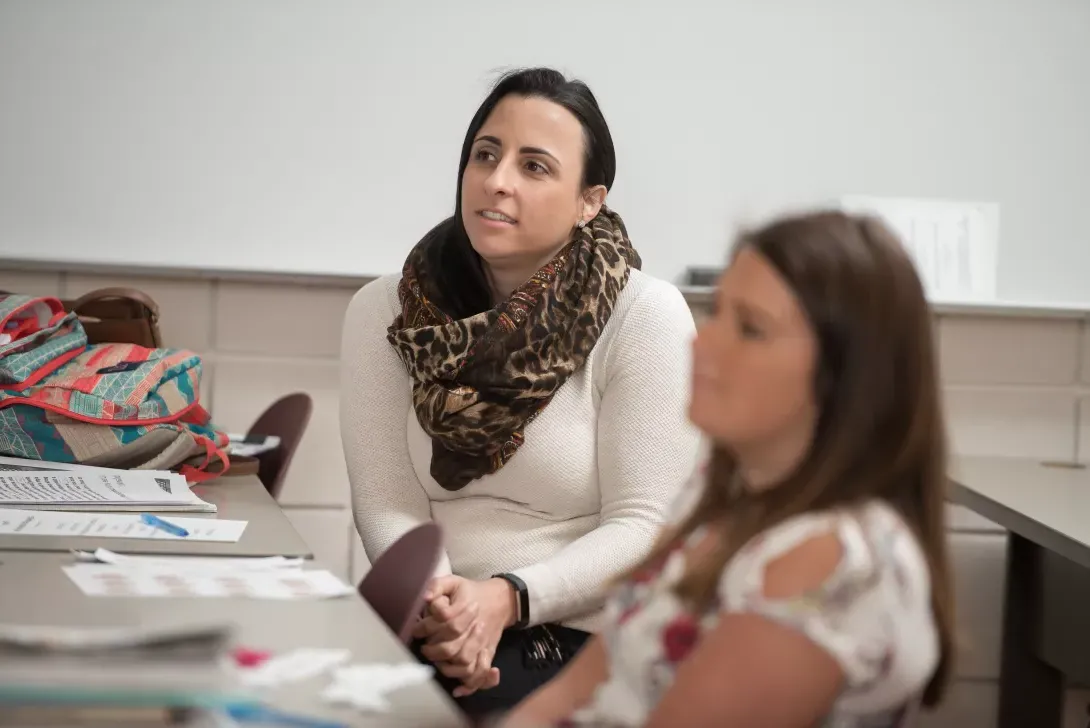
[723,502,930,610]
[611,270,694,334]
[597,270,695,369]
[344,273,402,328]
[719,502,937,702]
[340,274,405,367]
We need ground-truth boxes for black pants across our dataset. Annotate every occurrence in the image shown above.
[411,624,591,721]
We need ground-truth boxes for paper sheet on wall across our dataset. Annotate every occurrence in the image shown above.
[838,196,999,303]
[0,508,246,542]
[62,563,353,600]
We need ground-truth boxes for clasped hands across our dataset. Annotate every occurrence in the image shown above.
[413,575,516,698]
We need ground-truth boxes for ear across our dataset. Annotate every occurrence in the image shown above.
[579,185,607,225]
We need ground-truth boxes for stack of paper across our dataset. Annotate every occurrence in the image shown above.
[0,620,253,717]
[0,455,215,512]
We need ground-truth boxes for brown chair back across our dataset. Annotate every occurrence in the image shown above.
[0,287,162,347]
[63,287,162,347]
[246,392,313,499]
[357,522,443,644]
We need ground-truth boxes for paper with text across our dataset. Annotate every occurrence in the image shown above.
[0,508,246,542]
[63,564,353,600]
[72,548,304,572]
[0,458,214,512]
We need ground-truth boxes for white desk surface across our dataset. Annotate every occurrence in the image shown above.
[0,551,466,727]
[0,476,313,558]
[950,455,1090,567]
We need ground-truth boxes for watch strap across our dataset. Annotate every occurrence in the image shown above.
[493,572,530,629]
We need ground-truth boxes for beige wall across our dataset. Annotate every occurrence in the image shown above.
[3,266,1089,726]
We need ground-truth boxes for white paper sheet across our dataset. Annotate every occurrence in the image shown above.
[0,508,247,542]
[72,548,305,572]
[0,454,182,484]
[62,564,353,600]
[838,195,999,303]
[225,433,280,458]
[322,663,434,713]
[0,456,214,512]
[237,648,351,687]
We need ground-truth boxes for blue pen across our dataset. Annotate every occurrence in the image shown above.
[140,513,190,537]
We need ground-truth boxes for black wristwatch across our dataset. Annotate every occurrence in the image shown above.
[493,572,530,629]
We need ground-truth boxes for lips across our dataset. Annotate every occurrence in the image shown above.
[478,209,517,225]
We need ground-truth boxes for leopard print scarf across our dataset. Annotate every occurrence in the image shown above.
[387,205,641,491]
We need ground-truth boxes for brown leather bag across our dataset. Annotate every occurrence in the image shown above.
[61,287,163,348]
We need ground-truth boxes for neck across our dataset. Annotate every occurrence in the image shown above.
[484,263,533,304]
[483,246,567,304]
[731,422,814,491]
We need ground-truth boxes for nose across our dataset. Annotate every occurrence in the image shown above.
[692,319,728,368]
[483,158,516,197]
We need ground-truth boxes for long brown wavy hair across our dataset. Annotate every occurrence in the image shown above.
[627,210,954,707]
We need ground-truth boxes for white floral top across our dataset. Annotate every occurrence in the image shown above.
[564,477,938,727]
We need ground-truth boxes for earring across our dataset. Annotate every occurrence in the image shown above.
[576,220,586,229]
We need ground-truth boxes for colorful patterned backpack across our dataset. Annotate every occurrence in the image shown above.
[0,293,228,481]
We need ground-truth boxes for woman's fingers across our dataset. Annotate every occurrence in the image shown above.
[430,594,473,623]
[461,644,498,692]
[436,623,485,676]
[431,597,478,638]
[452,652,488,698]
[418,602,480,643]
[438,659,479,680]
[451,621,486,665]
[452,655,501,698]
[420,619,478,663]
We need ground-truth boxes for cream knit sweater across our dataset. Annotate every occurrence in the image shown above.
[340,269,701,632]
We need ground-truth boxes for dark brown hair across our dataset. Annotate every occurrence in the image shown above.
[422,67,615,319]
[627,210,954,706]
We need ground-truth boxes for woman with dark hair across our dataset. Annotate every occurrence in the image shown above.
[340,67,700,715]
[504,210,956,727]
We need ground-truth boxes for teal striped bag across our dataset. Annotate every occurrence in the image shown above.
[0,293,229,481]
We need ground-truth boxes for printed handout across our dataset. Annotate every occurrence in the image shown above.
[0,456,214,512]
[0,509,246,542]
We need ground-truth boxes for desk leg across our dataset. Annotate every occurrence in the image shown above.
[998,533,1064,728]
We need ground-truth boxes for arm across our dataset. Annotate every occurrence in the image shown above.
[504,636,608,727]
[340,278,452,574]
[513,283,702,624]
[643,532,847,728]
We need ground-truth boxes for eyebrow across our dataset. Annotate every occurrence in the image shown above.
[473,135,561,165]
[733,298,780,328]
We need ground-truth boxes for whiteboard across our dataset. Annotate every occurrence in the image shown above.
[1,0,1089,306]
